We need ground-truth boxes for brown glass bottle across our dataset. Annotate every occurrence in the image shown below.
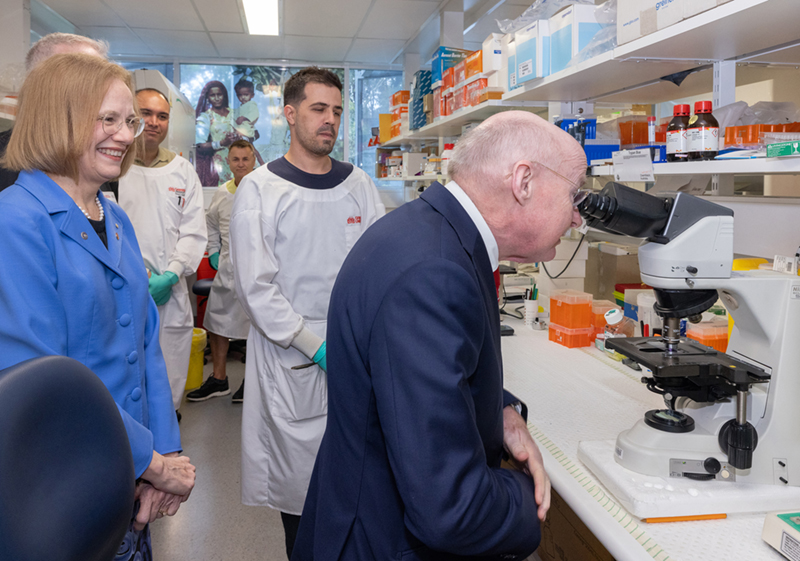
[666,104,690,162]
[688,101,719,161]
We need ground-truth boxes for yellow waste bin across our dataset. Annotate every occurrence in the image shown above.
[186,328,207,391]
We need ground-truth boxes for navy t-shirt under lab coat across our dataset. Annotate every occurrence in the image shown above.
[267,157,353,190]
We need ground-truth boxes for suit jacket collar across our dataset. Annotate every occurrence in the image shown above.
[17,170,125,275]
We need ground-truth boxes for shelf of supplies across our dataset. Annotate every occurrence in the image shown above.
[591,158,800,177]
[414,100,547,138]
[503,0,800,104]
[380,174,445,182]
[382,131,437,147]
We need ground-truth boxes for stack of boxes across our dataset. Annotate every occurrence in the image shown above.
[389,90,410,139]
[538,237,589,296]
[548,290,595,348]
[431,46,471,120]
[409,70,432,131]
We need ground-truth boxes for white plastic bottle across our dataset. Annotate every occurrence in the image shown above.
[603,309,635,361]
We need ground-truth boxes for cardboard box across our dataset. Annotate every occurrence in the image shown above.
[499,33,515,92]
[390,104,408,123]
[402,152,425,176]
[465,50,483,79]
[390,121,401,139]
[378,113,392,145]
[454,59,467,86]
[465,78,488,107]
[444,92,454,117]
[553,237,589,261]
[443,67,454,90]
[482,33,504,74]
[431,46,471,85]
[423,93,434,113]
[618,0,684,45]
[537,489,615,561]
[683,0,716,17]
[515,19,550,83]
[452,85,466,112]
[433,87,442,120]
[617,0,643,44]
[479,90,504,103]
[391,90,410,105]
[550,4,602,74]
[584,243,641,302]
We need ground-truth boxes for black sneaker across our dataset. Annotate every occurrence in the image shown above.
[232,380,245,403]
[186,376,230,402]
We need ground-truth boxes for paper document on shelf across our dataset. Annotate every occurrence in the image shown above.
[647,174,709,196]
[612,149,654,182]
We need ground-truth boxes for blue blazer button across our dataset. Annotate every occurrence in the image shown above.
[127,351,138,364]
[119,314,131,327]
[112,277,124,289]
[131,388,142,401]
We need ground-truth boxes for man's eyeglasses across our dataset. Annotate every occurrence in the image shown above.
[506,161,590,208]
[98,113,146,138]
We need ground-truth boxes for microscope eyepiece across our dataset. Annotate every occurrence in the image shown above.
[578,192,616,222]
[576,182,672,240]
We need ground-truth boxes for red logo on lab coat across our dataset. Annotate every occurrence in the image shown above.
[346,216,362,225]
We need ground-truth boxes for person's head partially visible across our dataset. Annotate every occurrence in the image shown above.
[234,80,256,105]
[283,67,343,157]
[448,111,587,264]
[25,32,108,73]
[137,88,171,153]
[3,54,142,189]
[227,139,256,185]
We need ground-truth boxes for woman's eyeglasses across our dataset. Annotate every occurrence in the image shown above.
[98,113,146,138]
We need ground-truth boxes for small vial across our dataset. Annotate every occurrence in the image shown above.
[647,116,657,161]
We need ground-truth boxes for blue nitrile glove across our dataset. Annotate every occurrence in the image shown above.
[209,252,220,270]
[149,271,179,306]
[312,341,327,372]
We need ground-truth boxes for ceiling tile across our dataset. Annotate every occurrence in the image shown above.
[284,0,372,38]
[133,29,219,57]
[282,36,351,63]
[210,32,284,59]
[347,38,407,64]
[103,0,205,31]
[41,0,125,27]
[192,0,244,33]
[359,0,440,40]
[82,26,155,56]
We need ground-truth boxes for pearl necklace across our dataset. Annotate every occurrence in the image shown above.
[78,196,105,221]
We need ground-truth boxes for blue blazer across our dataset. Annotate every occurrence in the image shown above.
[294,183,540,561]
[0,170,181,477]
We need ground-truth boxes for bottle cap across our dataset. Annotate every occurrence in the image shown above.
[694,101,713,114]
[673,104,690,116]
[444,143,455,150]
[647,116,656,122]
[604,308,623,325]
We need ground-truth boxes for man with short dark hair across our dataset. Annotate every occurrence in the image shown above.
[0,32,108,192]
[187,140,256,403]
[119,88,207,419]
[229,67,385,560]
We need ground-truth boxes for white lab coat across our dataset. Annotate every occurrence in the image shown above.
[230,164,385,513]
[204,180,250,339]
[119,156,208,409]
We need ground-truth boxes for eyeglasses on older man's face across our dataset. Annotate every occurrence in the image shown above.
[98,113,146,138]
[505,161,590,208]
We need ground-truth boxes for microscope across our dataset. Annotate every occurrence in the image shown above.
[578,183,799,486]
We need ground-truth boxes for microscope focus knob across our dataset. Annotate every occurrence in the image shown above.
[703,457,721,475]
[718,419,759,470]
[686,266,698,274]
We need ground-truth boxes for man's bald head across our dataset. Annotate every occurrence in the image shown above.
[26,33,108,72]
[449,111,584,189]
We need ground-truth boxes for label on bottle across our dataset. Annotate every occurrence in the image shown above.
[666,129,687,154]
[689,126,719,152]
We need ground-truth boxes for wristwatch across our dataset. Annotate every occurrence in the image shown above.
[509,401,523,416]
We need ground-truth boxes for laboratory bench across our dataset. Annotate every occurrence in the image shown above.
[500,316,784,561]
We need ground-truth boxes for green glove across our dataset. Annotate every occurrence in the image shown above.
[209,252,220,270]
[312,341,327,372]
[149,271,178,306]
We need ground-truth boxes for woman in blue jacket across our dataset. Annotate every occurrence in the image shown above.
[0,54,195,557]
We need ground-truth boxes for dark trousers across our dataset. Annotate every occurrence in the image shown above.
[281,511,301,560]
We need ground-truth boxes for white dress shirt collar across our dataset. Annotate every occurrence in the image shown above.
[444,180,499,271]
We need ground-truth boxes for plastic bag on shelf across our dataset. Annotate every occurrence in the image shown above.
[749,101,798,124]
[497,0,594,34]
[568,0,618,68]
[715,101,750,133]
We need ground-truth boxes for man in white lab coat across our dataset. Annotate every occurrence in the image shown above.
[119,88,207,416]
[229,67,384,560]
[186,140,255,403]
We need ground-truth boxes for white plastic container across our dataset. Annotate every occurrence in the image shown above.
[604,308,635,360]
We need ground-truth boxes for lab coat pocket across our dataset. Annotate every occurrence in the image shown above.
[344,222,362,252]
[271,342,327,420]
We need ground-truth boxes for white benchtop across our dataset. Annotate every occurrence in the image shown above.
[500,317,783,561]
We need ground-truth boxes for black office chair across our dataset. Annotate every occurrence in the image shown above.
[0,356,135,561]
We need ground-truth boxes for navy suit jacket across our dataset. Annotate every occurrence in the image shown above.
[293,183,540,561]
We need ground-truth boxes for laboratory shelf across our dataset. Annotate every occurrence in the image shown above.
[382,131,436,147]
[503,0,800,104]
[590,158,800,177]
[413,100,546,138]
[380,174,444,182]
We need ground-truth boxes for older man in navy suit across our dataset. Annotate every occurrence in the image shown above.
[293,111,587,561]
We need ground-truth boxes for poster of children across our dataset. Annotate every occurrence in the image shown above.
[181,65,344,187]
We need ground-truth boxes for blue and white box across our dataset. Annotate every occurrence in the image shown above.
[549,4,602,75]
[503,35,520,91]
[514,20,550,84]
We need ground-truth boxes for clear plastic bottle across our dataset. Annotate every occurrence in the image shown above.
[604,309,635,361]
[666,104,690,162]
[688,101,719,161]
